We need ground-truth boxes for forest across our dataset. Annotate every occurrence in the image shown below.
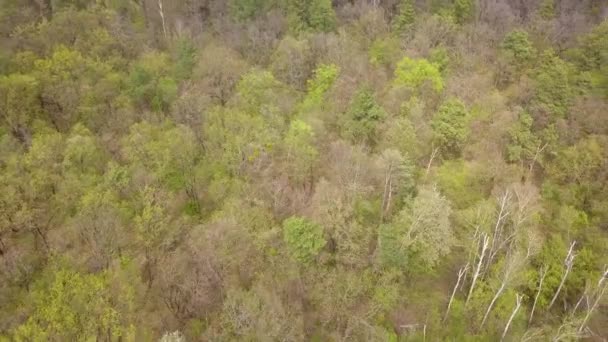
[0,0,607,340]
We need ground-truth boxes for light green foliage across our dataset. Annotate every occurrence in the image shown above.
[394,56,444,92]
[431,98,470,156]
[453,0,474,24]
[128,52,177,112]
[532,50,576,118]
[369,36,401,67]
[394,0,416,32]
[203,106,275,176]
[62,123,105,175]
[12,265,129,341]
[501,29,536,65]
[284,120,318,183]
[546,136,604,184]
[123,122,200,190]
[33,45,111,128]
[341,87,387,145]
[378,186,453,271]
[436,160,488,209]
[429,46,449,73]
[134,187,172,253]
[0,73,40,131]
[301,63,339,112]
[381,115,419,159]
[539,0,555,20]
[506,111,540,163]
[282,216,326,264]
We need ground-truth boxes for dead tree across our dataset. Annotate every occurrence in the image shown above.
[481,252,527,328]
[501,293,523,341]
[529,265,548,324]
[424,147,440,179]
[578,266,608,332]
[466,233,490,305]
[444,263,469,321]
[487,191,512,269]
[548,241,577,309]
[158,0,168,39]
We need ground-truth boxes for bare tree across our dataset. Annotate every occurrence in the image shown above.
[578,266,608,332]
[158,0,168,39]
[481,252,527,328]
[444,263,469,321]
[501,293,523,341]
[529,265,548,324]
[548,241,577,309]
[466,233,490,305]
[424,146,440,178]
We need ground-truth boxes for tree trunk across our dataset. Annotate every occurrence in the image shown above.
[501,294,522,341]
[529,265,548,324]
[549,241,576,309]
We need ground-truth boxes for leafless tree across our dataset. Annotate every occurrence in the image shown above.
[548,241,577,309]
[578,266,608,332]
[466,233,490,305]
[501,293,523,341]
[529,265,548,324]
[481,251,527,328]
[444,263,469,321]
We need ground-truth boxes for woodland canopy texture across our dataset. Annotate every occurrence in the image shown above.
[0,0,607,341]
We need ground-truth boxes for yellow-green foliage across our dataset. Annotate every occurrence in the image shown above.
[394,56,444,92]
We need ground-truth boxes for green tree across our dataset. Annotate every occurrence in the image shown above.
[539,0,555,20]
[282,216,326,264]
[128,52,177,112]
[394,56,444,92]
[501,29,536,66]
[453,0,474,24]
[284,119,318,184]
[300,63,339,112]
[394,0,416,32]
[0,73,40,138]
[431,98,470,156]
[378,186,453,271]
[288,0,336,33]
[12,264,133,341]
[532,50,576,118]
[341,87,387,146]
[506,111,540,163]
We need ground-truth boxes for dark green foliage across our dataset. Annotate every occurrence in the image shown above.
[501,29,535,65]
[431,98,470,156]
[341,87,387,145]
[283,216,326,264]
[394,0,416,32]
[288,0,336,33]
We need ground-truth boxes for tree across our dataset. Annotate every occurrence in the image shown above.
[453,0,474,24]
[394,0,415,32]
[128,52,178,112]
[431,98,470,157]
[378,186,453,271]
[341,87,387,146]
[394,56,444,92]
[0,73,40,141]
[283,119,318,185]
[501,29,535,66]
[12,264,134,341]
[282,216,326,264]
[288,0,336,33]
[532,50,576,119]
